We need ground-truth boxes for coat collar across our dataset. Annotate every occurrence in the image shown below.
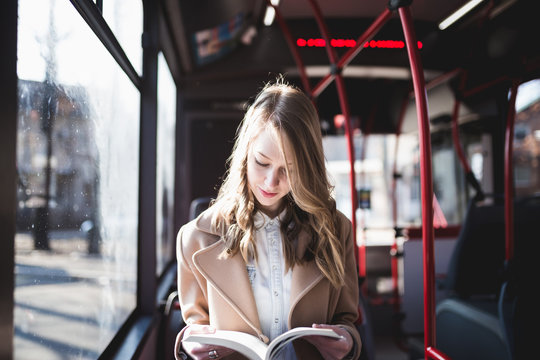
[192,206,324,330]
[192,240,263,336]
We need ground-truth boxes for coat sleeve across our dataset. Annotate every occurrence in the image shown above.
[176,223,210,327]
[333,214,362,360]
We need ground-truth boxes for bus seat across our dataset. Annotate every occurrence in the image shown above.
[443,199,506,298]
[436,298,508,359]
[189,196,213,220]
[436,196,538,359]
[435,198,508,359]
[160,291,185,360]
[162,197,213,359]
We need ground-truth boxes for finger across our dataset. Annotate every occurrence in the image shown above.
[312,323,349,340]
[186,324,216,335]
[189,345,216,360]
[185,343,236,360]
[195,347,233,360]
[213,345,236,357]
[182,342,214,358]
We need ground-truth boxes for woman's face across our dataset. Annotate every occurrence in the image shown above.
[247,127,292,218]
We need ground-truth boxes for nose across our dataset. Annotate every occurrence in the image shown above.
[264,168,279,188]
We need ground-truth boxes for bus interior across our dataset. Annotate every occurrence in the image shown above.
[2,0,539,359]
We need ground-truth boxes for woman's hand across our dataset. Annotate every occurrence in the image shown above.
[303,323,353,360]
[180,324,236,360]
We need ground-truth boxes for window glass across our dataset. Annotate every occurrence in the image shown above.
[102,0,143,75]
[15,0,139,358]
[431,138,466,226]
[323,133,419,245]
[156,52,176,275]
[514,79,540,198]
[466,134,494,199]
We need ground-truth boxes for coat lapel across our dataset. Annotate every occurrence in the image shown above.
[290,229,324,322]
[192,240,262,334]
[192,210,324,334]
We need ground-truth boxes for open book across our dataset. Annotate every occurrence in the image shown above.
[183,326,341,360]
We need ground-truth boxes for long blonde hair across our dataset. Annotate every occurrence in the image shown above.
[211,79,345,288]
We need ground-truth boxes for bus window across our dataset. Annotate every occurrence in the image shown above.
[514,78,540,198]
[156,53,177,275]
[323,132,419,243]
[15,0,142,358]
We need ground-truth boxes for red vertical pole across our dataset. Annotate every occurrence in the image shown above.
[398,6,448,360]
[307,0,359,276]
[336,75,358,257]
[504,81,519,262]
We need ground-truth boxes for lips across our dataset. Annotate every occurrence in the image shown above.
[259,187,277,198]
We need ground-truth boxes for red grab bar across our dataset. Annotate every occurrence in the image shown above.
[311,8,393,98]
[306,0,359,273]
[427,346,450,360]
[398,6,449,360]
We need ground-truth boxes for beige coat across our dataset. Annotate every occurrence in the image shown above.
[175,207,361,359]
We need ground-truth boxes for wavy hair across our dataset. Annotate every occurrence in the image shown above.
[211,78,345,288]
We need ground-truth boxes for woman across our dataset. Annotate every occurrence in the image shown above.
[175,79,361,360]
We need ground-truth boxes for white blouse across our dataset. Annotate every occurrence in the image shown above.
[248,211,296,360]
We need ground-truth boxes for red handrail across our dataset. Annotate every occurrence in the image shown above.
[337,8,394,70]
[398,6,449,360]
[311,9,393,98]
[357,108,377,281]
[427,346,450,360]
[306,0,359,276]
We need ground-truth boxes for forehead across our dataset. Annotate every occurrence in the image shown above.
[251,126,293,163]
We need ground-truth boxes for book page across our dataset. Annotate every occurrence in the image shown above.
[183,330,268,360]
[183,327,340,360]
[266,327,341,359]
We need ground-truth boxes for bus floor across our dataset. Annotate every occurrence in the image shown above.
[363,246,417,360]
[363,284,409,360]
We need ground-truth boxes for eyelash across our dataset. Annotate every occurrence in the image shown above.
[255,158,289,175]
[255,159,269,167]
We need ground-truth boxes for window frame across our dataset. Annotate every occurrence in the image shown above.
[3,0,177,358]
[0,0,18,358]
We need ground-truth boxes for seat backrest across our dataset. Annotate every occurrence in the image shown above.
[446,195,538,298]
[188,197,213,220]
[445,199,506,298]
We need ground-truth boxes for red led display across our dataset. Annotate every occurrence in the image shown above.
[296,38,422,49]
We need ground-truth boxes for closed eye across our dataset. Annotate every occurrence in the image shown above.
[255,158,269,167]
